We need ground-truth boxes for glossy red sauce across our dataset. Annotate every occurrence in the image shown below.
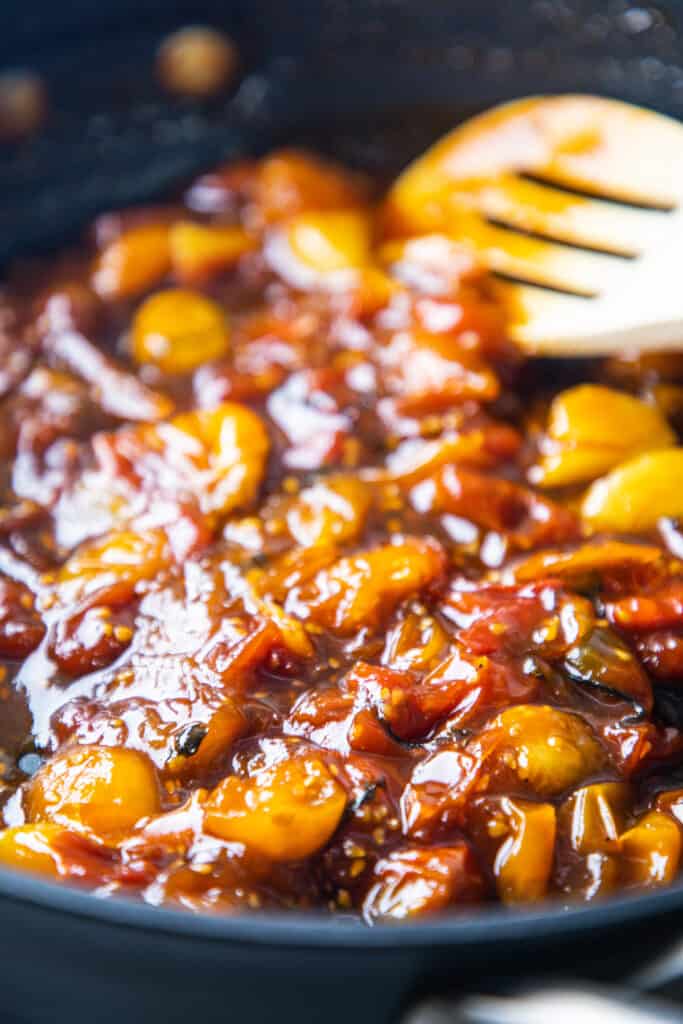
[1,149,683,921]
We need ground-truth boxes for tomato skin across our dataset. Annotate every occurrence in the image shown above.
[610,580,683,632]
[411,465,580,556]
[0,578,45,658]
[49,604,134,676]
[400,748,482,840]
[362,843,486,921]
[636,631,683,681]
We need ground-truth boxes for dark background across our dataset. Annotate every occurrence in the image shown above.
[3,0,683,264]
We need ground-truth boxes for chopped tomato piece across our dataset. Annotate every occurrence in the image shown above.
[362,843,485,921]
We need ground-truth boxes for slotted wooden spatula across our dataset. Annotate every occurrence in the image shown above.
[384,95,683,355]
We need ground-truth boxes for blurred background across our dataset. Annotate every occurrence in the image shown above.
[2,0,683,264]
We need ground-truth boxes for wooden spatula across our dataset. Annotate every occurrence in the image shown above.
[383,95,683,355]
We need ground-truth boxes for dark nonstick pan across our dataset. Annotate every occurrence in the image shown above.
[3,2,683,1022]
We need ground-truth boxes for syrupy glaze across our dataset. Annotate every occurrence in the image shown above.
[2,148,683,921]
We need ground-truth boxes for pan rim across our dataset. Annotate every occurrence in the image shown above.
[0,863,680,948]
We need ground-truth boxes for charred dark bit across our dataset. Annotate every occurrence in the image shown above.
[442,726,473,744]
[563,660,648,723]
[522,655,548,680]
[563,626,652,722]
[349,779,385,815]
[383,720,427,750]
[654,688,683,730]
[174,723,208,758]
[248,553,269,569]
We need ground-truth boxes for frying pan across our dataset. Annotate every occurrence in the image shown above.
[3,2,683,1022]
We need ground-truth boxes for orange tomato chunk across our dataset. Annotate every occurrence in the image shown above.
[92,224,170,299]
[620,810,682,887]
[362,843,485,921]
[169,221,255,282]
[296,538,446,635]
[470,796,556,904]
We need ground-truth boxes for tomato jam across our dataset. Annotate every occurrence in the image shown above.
[1,148,683,921]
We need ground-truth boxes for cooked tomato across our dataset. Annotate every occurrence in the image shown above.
[0,147,681,920]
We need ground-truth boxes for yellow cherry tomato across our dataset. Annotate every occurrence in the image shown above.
[560,782,630,855]
[132,288,230,373]
[300,538,445,635]
[480,705,605,796]
[162,401,270,516]
[285,475,371,547]
[533,385,675,488]
[204,754,347,861]
[28,745,161,837]
[582,449,683,532]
